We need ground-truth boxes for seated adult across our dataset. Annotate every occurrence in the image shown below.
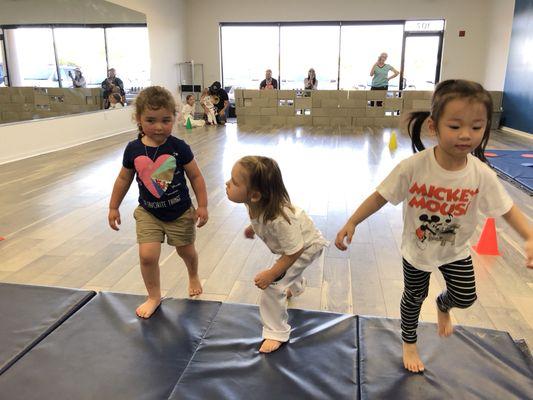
[259,69,278,90]
[209,81,229,125]
[101,68,125,109]
[69,68,86,88]
[304,68,318,90]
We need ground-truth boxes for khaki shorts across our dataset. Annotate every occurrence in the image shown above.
[134,206,196,247]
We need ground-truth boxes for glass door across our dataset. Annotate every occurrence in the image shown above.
[400,33,442,90]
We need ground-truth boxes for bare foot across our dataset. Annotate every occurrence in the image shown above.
[437,306,454,337]
[402,342,425,373]
[286,289,293,299]
[188,274,203,297]
[136,297,161,319]
[259,339,283,353]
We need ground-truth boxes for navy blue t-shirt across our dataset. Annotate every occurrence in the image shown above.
[122,135,194,221]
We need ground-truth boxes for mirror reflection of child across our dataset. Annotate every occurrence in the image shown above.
[109,93,124,109]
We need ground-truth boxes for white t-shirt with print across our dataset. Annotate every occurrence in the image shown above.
[376,147,513,271]
[251,206,328,256]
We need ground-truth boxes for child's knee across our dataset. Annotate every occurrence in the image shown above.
[139,253,158,266]
[403,288,429,305]
[455,293,477,309]
[176,244,197,262]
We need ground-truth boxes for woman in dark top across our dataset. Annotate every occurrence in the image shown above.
[304,68,318,90]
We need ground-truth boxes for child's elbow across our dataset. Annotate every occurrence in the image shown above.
[502,204,517,219]
[190,171,203,181]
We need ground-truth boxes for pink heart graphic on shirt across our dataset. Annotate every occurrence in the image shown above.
[134,155,176,198]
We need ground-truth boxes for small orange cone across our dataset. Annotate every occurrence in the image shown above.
[472,218,500,256]
[0,237,4,242]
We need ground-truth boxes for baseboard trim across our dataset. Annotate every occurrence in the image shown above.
[500,126,532,139]
[0,129,134,166]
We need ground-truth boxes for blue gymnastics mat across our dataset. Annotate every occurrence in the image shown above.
[486,149,533,194]
[1,284,531,399]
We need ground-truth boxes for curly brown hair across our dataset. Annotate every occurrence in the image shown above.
[134,86,176,139]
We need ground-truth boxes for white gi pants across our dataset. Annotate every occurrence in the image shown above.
[260,243,325,342]
[206,109,217,124]
[183,115,205,127]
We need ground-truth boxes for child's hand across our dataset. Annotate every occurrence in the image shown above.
[195,206,208,228]
[526,237,533,269]
[108,208,121,231]
[254,269,276,290]
[335,222,356,250]
[244,225,255,239]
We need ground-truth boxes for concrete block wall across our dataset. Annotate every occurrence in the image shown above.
[235,89,503,129]
[0,87,103,124]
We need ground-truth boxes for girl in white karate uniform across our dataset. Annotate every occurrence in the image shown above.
[200,88,217,125]
[226,155,328,353]
[182,95,205,127]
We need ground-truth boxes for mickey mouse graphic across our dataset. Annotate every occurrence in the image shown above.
[416,214,440,249]
[416,213,461,249]
[434,213,461,246]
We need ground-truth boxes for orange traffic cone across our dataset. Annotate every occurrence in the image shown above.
[0,237,4,242]
[472,218,500,256]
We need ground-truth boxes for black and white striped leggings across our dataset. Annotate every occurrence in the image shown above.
[400,256,477,343]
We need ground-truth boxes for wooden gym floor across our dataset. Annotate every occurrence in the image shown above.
[0,122,532,346]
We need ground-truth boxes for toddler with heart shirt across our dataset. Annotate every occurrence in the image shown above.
[108,86,209,318]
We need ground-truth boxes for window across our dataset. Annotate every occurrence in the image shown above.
[0,29,6,87]
[106,27,151,90]
[280,25,340,90]
[11,28,58,87]
[339,24,404,90]
[54,27,107,88]
[401,19,444,90]
[221,25,279,89]
[219,20,444,92]
[3,25,150,90]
